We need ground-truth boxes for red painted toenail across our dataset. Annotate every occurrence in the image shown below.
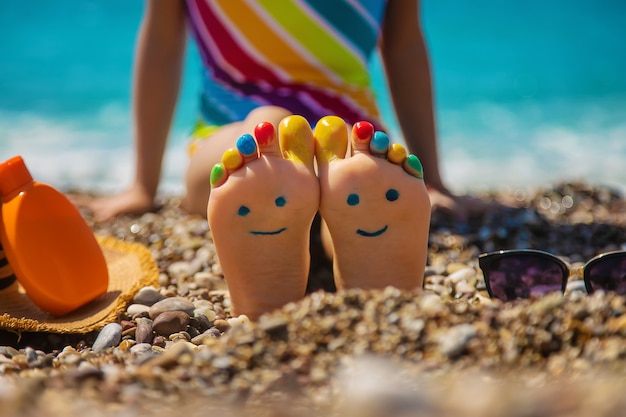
[254,122,275,145]
[354,121,374,140]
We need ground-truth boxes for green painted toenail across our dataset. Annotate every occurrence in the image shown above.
[210,163,227,188]
[405,154,424,179]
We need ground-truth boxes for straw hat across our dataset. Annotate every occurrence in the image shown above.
[0,236,159,334]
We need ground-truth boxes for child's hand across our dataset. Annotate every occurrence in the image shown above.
[72,184,155,222]
[427,184,498,225]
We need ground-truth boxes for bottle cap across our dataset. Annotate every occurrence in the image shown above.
[0,156,34,197]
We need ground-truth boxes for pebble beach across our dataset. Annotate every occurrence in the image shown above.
[1,181,626,417]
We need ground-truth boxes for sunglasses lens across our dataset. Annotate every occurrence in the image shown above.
[586,253,626,295]
[484,253,565,301]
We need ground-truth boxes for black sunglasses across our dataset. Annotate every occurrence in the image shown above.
[478,249,626,302]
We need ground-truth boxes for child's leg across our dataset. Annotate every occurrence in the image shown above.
[315,116,431,291]
[183,106,292,216]
[206,116,319,319]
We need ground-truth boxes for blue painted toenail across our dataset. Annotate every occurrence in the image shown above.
[347,193,360,206]
[238,205,250,216]
[236,134,257,157]
[370,131,389,155]
[275,196,286,207]
[386,188,399,202]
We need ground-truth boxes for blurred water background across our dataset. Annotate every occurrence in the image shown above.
[1,0,625,195]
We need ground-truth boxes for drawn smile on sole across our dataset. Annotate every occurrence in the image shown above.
[356,225,388,237]
[250,227,287,236]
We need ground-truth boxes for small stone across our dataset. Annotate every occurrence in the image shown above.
[204,328,222,338]
[212,319,231,333]
[0,346,19,358]
[437,324,477,358]
[149,297,196,319]
[194,272,225,289]
[138,341,195,372]
[190,315,211,333]
[133,286,165,306]
[153,311,190,336]
[446,262,470,275]
[258,316,288,341]
[454,280,476,296]
[127,304,151,317]
[153,336,167,348]
[169,331,191,342]
[419,293,446,315]
[167,261,200,279]
[24,347,38,364]
[566,280,588,295]
[445,267,476,284]
[92,323,123,353]
[194,306,217,323]
[118,339,135,351]
[130,343,153,355]
[135,319,154,344]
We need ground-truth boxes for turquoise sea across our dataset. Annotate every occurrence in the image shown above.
[1,0,625,195]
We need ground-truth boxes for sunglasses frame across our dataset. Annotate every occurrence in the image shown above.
[479,249,626,301]
[582,250,626,295]
[479,249,569,300]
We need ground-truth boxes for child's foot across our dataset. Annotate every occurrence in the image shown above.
[315,116,431,291]
[207,116,319,320]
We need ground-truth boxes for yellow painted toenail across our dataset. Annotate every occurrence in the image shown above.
[388,143,407,164]
[222,148,244,171]
[280,115,314,164]
[314,116,348,163]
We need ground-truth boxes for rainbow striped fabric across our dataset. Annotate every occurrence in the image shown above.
[185,0,388,129]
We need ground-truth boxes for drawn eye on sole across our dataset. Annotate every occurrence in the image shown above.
[356,225,388,237]
[250,227,287,236]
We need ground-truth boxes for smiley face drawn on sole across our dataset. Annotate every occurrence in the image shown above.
[347,188,399,237]
[356,224,388,237]
[238,195,289,236]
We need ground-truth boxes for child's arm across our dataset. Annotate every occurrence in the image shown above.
[88,0,187,221]
[379,0,443,190]
[380,0,481,221]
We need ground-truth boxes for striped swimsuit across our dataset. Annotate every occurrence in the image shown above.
[185,0,388,133]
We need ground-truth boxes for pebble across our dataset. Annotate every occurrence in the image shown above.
[0,346,19,358]
[130,343,153,355]
[133,286,165,306]
[127,303,151,317]
[152,311,191,336]
[194,306,217,322]
[92,323,122,353]
[419,293,447,315]
[445,267,476,284]
[437,323,477,358]
[149,297,196,319]
[212,319,231,333]
[135,318,154,344]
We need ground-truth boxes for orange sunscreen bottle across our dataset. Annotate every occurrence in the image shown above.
[0,156,108,316]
